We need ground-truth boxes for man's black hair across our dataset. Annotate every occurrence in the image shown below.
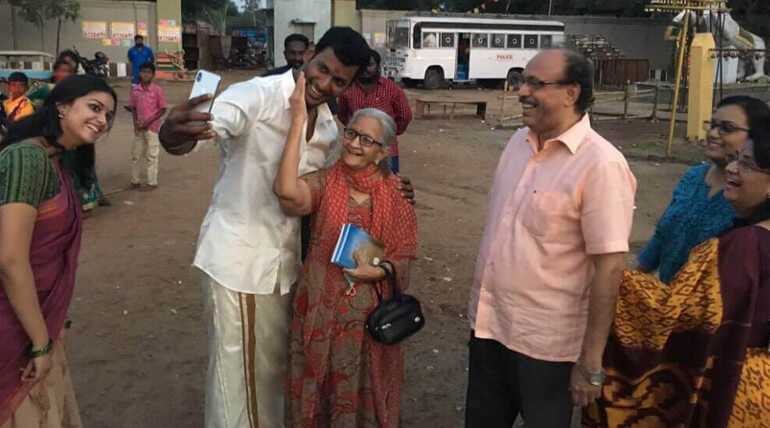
[284,33,310,50]
[370,49,381,66]
[57,49,77,61]
[135,34,144,42]
[139,62,156,73]
[8,71,29,84]
[562,50,594,115]
[314,27,371,77]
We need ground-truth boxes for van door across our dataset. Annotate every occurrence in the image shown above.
[456,33,471,81]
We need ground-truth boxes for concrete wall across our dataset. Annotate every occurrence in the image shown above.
[273,0,331,67]
[358,10,674,71]
[156,0,183,53]
[332,0,357,29]
[0,0,182,74]
[1,1,156,62]
[556,15,672,71]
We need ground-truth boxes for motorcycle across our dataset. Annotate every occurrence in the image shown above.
[71,47,109,79]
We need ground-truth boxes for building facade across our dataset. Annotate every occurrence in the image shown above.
[0,0,182,77]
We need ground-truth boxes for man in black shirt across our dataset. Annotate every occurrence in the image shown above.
[263,33,310,77]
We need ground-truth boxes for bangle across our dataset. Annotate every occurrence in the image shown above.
[27,340,53,359]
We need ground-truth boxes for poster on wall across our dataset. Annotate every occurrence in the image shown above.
[158,24,182,43]
[373,32,386,49]
[138,22,148,37]
[111,22,136,40]
[82,21,107,39]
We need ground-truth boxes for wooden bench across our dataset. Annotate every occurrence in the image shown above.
[414,97,487,121]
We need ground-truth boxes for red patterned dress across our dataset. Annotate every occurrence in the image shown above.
[285,162,418,428]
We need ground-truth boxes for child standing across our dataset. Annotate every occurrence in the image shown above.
[127,62,167,191]
[3,72,34,122]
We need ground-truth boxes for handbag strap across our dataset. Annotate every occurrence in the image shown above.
[374,264,400,303]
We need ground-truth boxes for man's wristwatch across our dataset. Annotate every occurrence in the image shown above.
[578,364,606,386]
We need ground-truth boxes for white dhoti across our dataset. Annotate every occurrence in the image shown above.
[201,273,293,428]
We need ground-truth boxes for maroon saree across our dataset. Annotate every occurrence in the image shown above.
[584,226,770,427]
[0,165,82,424]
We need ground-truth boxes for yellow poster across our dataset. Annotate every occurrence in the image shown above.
[111,22,136,40]
[102,39,112,46]
[82,21,107,39]
[158,25,181,43]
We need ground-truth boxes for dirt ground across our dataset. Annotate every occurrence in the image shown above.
[65,71,698,427]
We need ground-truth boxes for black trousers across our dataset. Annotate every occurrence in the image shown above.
[465,332,574,428]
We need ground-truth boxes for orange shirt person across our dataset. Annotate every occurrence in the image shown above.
[3,72,34,122]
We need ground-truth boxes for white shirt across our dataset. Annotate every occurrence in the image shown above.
[193,70,338,295]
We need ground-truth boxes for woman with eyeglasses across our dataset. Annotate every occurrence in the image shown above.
[636,95,770,283]
[274,73,417,427]
[584,121,770,426]
[0,75,116,427]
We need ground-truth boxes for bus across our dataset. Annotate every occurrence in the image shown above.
[384,16,565,89]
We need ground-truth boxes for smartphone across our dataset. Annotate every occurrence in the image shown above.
[189,70,221,113]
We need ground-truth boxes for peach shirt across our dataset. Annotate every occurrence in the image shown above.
[468,114,637,362]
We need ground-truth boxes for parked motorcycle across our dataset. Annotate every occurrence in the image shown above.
[71,47,109,79]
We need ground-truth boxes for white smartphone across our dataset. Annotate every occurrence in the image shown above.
[189,70,221,113]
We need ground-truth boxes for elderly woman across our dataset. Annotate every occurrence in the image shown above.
[0,75,116,427]
[584,122,770,426]
[274,73,418,427]
[637,96,770,283]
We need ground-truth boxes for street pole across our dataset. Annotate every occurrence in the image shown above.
[667,9,690,157]
[548,0,554,15]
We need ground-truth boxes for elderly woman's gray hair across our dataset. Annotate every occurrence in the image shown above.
[349,108,396,174]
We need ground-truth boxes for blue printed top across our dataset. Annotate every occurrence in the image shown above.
[637,163,736,283]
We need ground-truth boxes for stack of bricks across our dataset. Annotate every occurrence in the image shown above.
[566,35,624,61]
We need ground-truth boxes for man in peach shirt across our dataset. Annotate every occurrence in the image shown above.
[465,49,637,427]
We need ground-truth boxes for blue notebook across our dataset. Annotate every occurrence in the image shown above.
[331,224,385,269]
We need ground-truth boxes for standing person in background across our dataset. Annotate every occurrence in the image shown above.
[0,74,116,428]
[126,62,167,191]
[56,51,83,75]
[338,50,412,173]
[0,93,6,122]
[27,60,75,109]
[127,35,154,86]
[465,49,637,427]
[263,34,310,77]
[3,73,34,122]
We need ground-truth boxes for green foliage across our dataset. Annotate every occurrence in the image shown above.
[10,0,80,27]
[182,0,234,33]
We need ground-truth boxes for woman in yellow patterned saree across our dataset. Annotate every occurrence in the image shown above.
[585,123,770,427]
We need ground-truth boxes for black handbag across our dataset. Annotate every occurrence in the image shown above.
[365,266,425,345]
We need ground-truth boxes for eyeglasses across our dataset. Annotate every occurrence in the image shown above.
[725,151,770,174]
[343,127,382,148]
[522,76,573,90]
[703,120,750,136]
